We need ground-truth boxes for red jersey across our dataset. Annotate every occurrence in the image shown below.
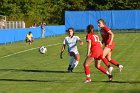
[86,32,103,59]
[100,26,113,45]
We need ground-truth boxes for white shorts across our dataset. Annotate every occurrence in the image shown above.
[69,49,79,55]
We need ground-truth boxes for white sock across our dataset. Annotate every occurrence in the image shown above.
[86,74,90,78]
[69,56,75,65]
[106,71,110,75]
[72,60,79,69]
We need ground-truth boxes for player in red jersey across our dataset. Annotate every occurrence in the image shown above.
[83,24,112,83]
[98,19,123,74]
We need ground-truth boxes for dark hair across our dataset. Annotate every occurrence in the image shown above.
[68,27,75,36]
[29,31,32,34]
[87,24,94,33]
[98,19,106,25]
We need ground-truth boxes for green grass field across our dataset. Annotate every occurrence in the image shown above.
[0,32,140,93]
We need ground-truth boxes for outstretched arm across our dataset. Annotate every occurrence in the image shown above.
[79,39,83,46]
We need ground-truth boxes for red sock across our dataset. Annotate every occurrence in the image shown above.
[110,59,119,66]
[98,66,107,75]
[102,58,110,67]
[84,66,90,75]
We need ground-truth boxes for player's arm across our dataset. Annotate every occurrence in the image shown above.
[60,44,66,59]
[101,35,104,44]
[60,38,67,59]
[79,39,83,46]
[108,30,114,46]
[86,40,91,57]
[77,36,83,46]
[100,41,103,47]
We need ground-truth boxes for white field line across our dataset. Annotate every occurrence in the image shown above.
[0,43,62,59]
[0,37,87,59]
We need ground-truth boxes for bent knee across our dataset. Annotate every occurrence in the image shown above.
[95,64,100,69]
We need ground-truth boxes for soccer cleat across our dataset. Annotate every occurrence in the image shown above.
[67,65,72,72]
[84,79,91,83]
[108,75,113,81]
[67,69,71,72]
[119,65,123,72]
[108,66,114,74]
[70,68,73,72]
[67,68,73,72]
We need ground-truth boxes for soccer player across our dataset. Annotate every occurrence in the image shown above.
[60,28,83,72]
[98,19,123,74]
[84,24,112,83]
[40,22,46,38]
[25,31,34,45]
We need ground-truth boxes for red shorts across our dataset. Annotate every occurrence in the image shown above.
[90,49,103,60]
[105,42,115,51]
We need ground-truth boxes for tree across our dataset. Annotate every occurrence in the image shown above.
[0,0,140,27]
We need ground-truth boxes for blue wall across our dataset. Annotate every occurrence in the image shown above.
[65,10,140,30]
[0,25,65,44]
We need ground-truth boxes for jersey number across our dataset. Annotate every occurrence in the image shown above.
[93,35,100,42]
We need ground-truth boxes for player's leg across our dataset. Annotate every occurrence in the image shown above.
[67,55,75,72]
[29,38,32,45]
[102,47,112,68]
[31,37,34,43]
[83,57,94,83]
[71,53,80,71]
[95,59,109,75]
[107,51,123,72]
[41,29,45,38]
[95,59,112,81]
[26,38,31,45]
[102,47,114,74]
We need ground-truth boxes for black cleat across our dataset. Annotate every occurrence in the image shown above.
[108,75,113,81]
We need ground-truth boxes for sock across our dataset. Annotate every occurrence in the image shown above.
[110,59,119,66]
[69,56,75,65]
[71,60,79,69]
[84,66,90,80]
[102,58,110,67]
[97,66,108,75]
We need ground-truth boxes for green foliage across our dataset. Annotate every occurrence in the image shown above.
[0,0,140,27]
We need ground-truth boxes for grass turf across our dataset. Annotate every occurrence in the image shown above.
[0,33,140,93]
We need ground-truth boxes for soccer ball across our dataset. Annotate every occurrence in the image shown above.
[39,46,47,54]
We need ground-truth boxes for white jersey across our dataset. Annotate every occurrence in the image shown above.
[63,36,80,55]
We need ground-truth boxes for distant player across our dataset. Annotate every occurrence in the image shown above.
[98,19,123,74]
[84,24,112,83]
[26,31,34,45]
[60,28,83,72]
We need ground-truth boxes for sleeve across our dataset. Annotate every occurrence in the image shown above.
[76,36,80,41]
[103,26,110,32]
[86,34,91,42]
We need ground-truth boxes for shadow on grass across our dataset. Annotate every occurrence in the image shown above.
[0,78,140,84]
[93,80,140,84]
[0,79,75,83]
[0,69,83,74]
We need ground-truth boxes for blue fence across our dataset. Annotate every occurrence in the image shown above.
[65,10,140,30]
[0,25,65,44]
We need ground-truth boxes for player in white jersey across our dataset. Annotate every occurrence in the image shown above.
[60,28,83,72]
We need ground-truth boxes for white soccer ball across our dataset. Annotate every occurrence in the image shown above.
[39,46,47,54]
